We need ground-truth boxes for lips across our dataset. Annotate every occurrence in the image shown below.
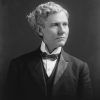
[56,37,65,40]
[55,37,65,42]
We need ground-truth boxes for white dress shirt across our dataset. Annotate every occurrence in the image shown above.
[40,41,62,77]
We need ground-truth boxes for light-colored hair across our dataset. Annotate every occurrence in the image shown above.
[27,1,69,34]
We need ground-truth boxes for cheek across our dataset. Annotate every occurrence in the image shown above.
[66,26,69,32]
[43,28,57,40]
[48,30,57,37]
[49,28,58,34]
[65,27,69,36]
[44,32,54,40]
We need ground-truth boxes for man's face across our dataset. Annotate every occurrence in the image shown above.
[39,11,69,51]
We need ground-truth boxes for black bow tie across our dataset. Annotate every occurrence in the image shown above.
[41,52,59,61]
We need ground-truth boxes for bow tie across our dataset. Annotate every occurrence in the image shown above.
[41,52,59,61]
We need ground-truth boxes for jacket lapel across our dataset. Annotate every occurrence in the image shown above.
[27,49,45,88]
[27,48,72,90]
[54,50,71,85]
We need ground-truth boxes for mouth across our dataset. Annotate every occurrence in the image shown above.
[56,37,65,40]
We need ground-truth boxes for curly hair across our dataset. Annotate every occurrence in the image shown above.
[27,1,69,35]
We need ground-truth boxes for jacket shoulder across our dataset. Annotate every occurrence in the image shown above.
[63,51,87,65]
[9,49,41,69]
[63,51,89,74]
[12,48,40,62]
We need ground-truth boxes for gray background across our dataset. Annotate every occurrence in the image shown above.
[0,0,100,99]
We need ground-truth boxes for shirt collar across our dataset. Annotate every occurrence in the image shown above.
[40,41,62,55]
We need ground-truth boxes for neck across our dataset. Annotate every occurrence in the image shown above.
[41,41,62,54]
[46,44,56,54]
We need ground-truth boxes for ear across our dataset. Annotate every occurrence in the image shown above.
[38,26,43,36]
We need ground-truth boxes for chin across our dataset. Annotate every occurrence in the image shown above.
[57,42,65,47]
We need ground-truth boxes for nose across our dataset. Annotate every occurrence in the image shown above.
[58,25,65,35]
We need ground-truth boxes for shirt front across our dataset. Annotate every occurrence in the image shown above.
[40,41,62,77]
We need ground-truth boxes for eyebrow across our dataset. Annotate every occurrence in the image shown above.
[50,21,68,25]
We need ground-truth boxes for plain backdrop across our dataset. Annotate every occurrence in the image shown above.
[0,0,100,100]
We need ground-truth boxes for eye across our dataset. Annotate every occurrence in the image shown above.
[54,23,59,26]
[51,23,59,27]
[63,22,68,26]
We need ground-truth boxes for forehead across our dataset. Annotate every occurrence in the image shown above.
[45,11,68,24]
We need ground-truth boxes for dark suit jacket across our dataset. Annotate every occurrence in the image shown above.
[4,47,93,100]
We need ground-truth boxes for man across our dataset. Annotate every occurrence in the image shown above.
[4,1,93,100]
